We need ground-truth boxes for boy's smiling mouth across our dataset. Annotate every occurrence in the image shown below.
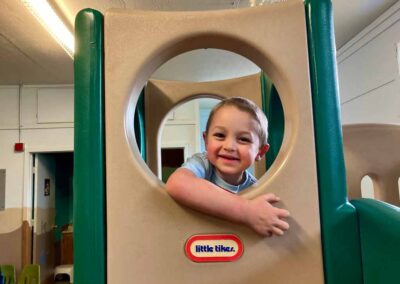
[218,154,240,161]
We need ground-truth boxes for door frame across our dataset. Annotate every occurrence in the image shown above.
[22,146,73,266]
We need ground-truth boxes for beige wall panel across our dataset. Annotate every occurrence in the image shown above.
[0,207,22,233]
[0,226,22,272]
[105,1,323,283]
[0,207,24,273]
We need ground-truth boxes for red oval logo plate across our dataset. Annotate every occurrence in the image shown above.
[185,234,243,262]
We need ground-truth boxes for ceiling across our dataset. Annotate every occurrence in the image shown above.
[0,0,397,85]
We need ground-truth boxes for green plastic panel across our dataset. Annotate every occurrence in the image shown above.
[134,89,146,161]
[74,9,105,284]
[260,72,284,170]
[305,1,363,283]
[351,199,400,284]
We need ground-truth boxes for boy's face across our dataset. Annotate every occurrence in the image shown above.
[203,105,269,185]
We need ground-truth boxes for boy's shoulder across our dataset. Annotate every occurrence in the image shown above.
[185,152,208,167]
[244,170,257,187]
[181,152,211,178]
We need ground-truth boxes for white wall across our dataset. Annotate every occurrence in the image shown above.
[338,1,400,124]
[160,100,200,161]
[0,86,23,209]
[0,85,73,210]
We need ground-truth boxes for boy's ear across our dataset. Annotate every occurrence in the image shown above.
[202,132,207,145]
[256,144,270,161]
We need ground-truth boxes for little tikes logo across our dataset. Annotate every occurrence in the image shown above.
[185,234,243,262]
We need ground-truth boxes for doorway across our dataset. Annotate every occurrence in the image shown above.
[161,147,185,183]
[29,152,73,284]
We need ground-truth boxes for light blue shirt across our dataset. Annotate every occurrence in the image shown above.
[182,152,257,194]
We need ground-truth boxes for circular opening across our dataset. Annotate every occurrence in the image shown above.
[131,48,285,193]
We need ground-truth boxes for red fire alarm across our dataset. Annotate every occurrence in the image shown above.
[14,142,25,152]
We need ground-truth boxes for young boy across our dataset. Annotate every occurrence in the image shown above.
[166,97,290,237]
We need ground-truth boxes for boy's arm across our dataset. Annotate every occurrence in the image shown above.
[165,168,290,237]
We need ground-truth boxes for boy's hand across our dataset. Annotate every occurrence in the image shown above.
[243,193,290,237]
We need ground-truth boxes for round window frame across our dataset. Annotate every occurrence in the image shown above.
[123,35,297,196]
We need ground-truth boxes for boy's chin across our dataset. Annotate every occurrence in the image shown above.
[217,164,248,174]
[216,168,244,181]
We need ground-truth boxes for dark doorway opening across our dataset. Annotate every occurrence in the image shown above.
[161,148,184,182]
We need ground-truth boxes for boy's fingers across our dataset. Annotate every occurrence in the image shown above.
[271,227,285,236]
[277,208,290,218]
[274,219,290,231]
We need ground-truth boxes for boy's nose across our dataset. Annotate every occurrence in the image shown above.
[223,139,236,151]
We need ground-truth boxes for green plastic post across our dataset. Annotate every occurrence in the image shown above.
[74,9,106,284]
[305,1,363,283]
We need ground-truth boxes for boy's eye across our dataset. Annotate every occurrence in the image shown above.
[238,137,252,143]
[213,132,225,139]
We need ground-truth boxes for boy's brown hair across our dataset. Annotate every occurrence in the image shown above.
[205,97,269,145]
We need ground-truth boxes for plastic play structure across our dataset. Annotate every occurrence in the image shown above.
[73,0,400,283]
[343,123,400,207]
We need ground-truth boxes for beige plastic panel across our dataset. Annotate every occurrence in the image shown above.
[105,1,324,283]
[145,73,266,179]
[343,123,400,206]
